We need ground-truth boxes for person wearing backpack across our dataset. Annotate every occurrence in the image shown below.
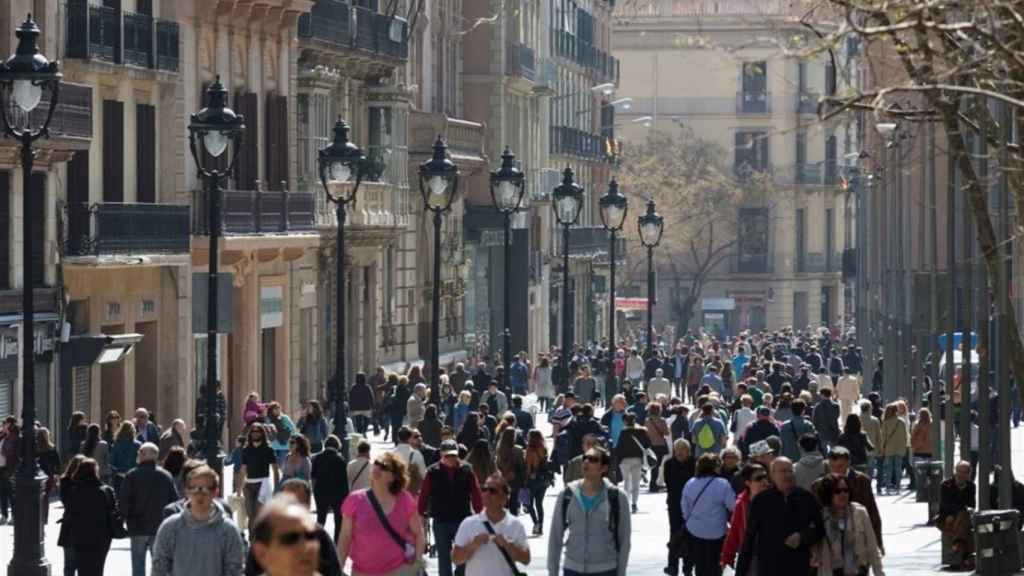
[689,404,726,459]
[547,446,631,576]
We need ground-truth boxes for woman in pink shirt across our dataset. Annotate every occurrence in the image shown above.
[338,451,424,575]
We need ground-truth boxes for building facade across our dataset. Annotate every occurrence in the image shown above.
[612,0,854,337]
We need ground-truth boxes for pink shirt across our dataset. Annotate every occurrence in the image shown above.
[341,489,417,574]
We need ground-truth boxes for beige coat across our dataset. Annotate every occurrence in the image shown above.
[815,502,885,576]
[861,412,882,456]
[880,416,909,457]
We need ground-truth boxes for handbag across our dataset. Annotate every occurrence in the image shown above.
[482,520,526,576]
[103,486,129,539]
[366,490,416,562]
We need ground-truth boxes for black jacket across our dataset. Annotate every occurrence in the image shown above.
[569,417,606,459]
[739,418,781,458]
[349,382,375,412]
[417,416,444,449]
[812,400,841,445]
[736,486,825,576]
[310,447,350,508]
[66,479,117,549]
[615,427,650,460]
[118,461,179,535]
[423,462,476,523]
[663,456,695,514]
[939,478,976,521]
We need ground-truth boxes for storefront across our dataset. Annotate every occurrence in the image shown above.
[0,316,58,429]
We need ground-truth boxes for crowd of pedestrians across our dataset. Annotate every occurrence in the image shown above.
[0,323,1000,576]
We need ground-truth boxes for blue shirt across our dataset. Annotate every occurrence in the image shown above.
[732,354,749,378]
[609,412,625,447]
[681,476,736,539]
[577,489,601,513]
[689,416,727,457]
[700,373,725,395]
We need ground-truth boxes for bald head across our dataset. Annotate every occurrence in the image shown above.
[771,456,795,493]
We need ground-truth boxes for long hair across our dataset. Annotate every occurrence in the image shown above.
[525,429,547,475]
[842,413,862,436]
[61,454,86,483]
[163,445,187,477]
[36,427,54,453]
[116,421,137,442]
[308,400,323,420]
[495,427,517,464]
[467,439,496,481]
[81,423,102,457]
[68,411,86,433]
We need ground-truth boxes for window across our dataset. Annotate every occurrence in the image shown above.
[795,131,807,166]
[136,104,156,202]
[795,208,807,273]
[793,291,809,329]
[797,61,808,93]
[367,107,392,183]
[384,245,395,325]
[825,208,835,271]
[825,59,837,96]
[740,62,768,113]
[737,207,770,273]
[265,93,289,191]
[0,171,8,289]
[825,134,838,184]
[102,100,124,202]
[734,131,769,177]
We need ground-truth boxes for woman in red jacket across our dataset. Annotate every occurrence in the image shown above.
[720,462,770,569]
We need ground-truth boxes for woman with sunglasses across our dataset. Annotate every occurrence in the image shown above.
[338,452,425,576]
[811,473,884,576]
[102,410,122,445]
[720,463,769,571]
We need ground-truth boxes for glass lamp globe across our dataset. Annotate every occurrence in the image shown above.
[641,222,662,245]
[496,180,518,212]
[12,80,41,112]
[426,175,450,207]
[557,195,579,223]
[204,130,229,158]
[329,161,352,184]
[602,204,625,230]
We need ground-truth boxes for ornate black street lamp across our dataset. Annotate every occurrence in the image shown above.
[188,76,244,480]
[0,15,61,576]
[418,136,459,405]
[318,119,364,447]
[638,199,664,359]
[599,179,627,384]
[489,147,526,369]
[552,167,584,391]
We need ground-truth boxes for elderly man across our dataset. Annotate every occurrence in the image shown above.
[119,442,178,576]
[246,480,341,576]
[134,407,161,444]
[407,383,428,427]
[938,461,977,571]
[249,493,322,576]
[735,457,824,576]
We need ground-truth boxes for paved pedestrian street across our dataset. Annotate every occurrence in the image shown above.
[3,413,1021,575]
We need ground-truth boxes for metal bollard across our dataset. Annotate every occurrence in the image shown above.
[972,509,1022,576]
[915,460,929,502]
[925,461,943,523]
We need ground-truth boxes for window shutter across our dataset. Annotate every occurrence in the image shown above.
[102,99,124,202]
[265,94,288,191]
[234,92,259,190]
[30,173,46,287]
[0,171,8,289]
[136,104,156,203]
[66,152,90,256]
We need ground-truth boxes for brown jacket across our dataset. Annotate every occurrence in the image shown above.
[813,469,884,551]
[910,422,931,455]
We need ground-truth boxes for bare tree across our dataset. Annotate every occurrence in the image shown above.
[617,128,773,335]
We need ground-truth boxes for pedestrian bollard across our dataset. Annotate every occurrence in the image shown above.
[924,461,943,522]
[914,460,929,502]
[973,509,1022,576]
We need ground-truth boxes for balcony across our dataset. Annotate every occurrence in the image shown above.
[65,2,180,72]
[2,83,93,150]
[297,1,408,79]
[552,30,618,82]
[737,91,770,114]
[796,91,818,114]
[313,181,408,230]
[796,162,822,185]
[506,42,536,81]
[192,190,316,235]
[550,126,612,163]
[63,203,191,258]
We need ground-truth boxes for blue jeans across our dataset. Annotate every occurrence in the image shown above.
[433,520,461,576]
[882,455,903,491]
[130,534,155,576]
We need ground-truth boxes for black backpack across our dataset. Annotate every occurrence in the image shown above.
[560,485,622,553]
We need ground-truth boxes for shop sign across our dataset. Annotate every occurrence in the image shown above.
[260,286,284,328]
[0,325,56,360]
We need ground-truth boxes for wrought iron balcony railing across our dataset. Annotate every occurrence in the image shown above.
[63,202,191,256]
[65,1,179,72]
[192,189,316,235]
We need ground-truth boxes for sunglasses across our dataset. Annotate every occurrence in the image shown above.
[751,475,768,482]
[277,530,318,546]
[187,485,215,495]
[482,486,506,494]
[583,455,604,464]
[374,461,394,473]
[834,487,850,495]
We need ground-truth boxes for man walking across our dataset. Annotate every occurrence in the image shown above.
[548,446,631,576]
[453,472,530,576]
[735,458,824,576]
[419,440,484,576]
[835,368,861,421]
[811,388,841,453]
[119,442,179,576]
[152,466,245,576]
[779,400,816,461]
[310,435,349,541]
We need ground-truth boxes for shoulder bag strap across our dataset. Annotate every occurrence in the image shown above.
[482,521,524,576]
[682,477,715,523]
[351,461,370,485]
[366,490,409,552]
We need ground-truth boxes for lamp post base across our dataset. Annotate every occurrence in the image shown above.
[206,450,225,486]
[8,472,50,576]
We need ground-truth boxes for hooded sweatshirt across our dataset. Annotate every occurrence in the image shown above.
[547,479,632,576]
[151,500,245,576]
[794,452,827,492]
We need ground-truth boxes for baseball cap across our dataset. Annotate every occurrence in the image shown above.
[749,440,773,457]
[440,440,459,457]
[756,406,771,417]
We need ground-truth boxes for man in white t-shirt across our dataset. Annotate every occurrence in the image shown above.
[452,472,530,576]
